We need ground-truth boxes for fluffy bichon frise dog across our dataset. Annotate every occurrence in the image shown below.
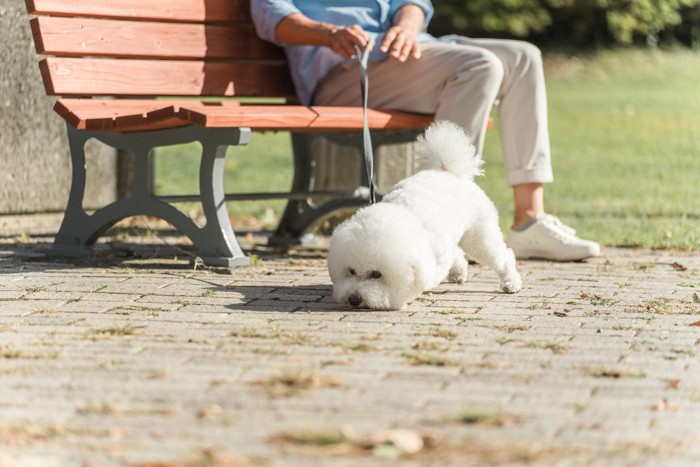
[327,120,522,310]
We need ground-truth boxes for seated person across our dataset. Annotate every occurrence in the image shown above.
[251,0,601,261]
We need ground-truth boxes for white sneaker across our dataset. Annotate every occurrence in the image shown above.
[506,213,601,261]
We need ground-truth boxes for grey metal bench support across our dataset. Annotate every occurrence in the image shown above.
[275,130,419,240]
[48,125,252,267]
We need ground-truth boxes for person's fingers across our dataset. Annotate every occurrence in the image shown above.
[380,27,421,62]
[346,24,370,48]
[380,28,397,52]
[398,36,415,61]
[412,42,422,60]
[329,25,373,58]
[330,29,360,58]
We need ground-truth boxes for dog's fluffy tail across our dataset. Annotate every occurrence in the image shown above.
[415,120,484,180]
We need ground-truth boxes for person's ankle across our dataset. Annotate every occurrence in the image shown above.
[512,210,543,230]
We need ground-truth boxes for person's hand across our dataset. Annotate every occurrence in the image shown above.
[380,25,421,62]
[328,25,372,58]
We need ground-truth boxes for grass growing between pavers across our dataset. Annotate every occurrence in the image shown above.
[89,324,138,338]
[402,350,459,367]
[582,366,647,379]
[456,410,518,427]
[250,370,346,398]
[154,48,700,250]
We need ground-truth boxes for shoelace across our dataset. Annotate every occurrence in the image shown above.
[540,215,577,242]
[542,214,576,237]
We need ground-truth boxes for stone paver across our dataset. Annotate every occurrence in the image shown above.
[1,228,699,466]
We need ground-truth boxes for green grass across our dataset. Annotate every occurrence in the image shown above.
[155,48,700,249]
[153,132,293,219]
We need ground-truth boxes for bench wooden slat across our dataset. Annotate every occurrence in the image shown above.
[27,0,250,23]
[55,99,433,132]
[30,17,284,60]
[172,103,433,131]
[174,103,320,130]
[308,107,433,130]
[54,99,189,131]
[41,58,296,98]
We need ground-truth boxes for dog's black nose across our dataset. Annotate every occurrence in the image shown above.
[348,294,362,307]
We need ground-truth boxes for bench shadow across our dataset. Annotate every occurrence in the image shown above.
[0,232,201,273]
[222,283,350,313]
[0,227,329,274]
[219,282,502,314]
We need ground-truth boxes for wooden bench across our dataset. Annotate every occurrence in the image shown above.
[25,0,434,266]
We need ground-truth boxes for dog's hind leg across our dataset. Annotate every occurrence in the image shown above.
[448,247,469,284]
[460,226,522,294]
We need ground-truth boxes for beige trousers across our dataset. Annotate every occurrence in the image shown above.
[313,37,554,186]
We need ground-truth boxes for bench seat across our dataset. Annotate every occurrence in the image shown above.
[56,99,434,132]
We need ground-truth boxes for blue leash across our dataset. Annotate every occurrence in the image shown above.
[354,43,377,205]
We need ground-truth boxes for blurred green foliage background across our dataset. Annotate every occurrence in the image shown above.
[429,0,700,48]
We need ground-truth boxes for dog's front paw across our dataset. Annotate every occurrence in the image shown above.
[448,251,469,284]
[448,270,468,284]
[500,276,522,294]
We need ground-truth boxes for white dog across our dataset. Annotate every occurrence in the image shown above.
[327,120,522,310]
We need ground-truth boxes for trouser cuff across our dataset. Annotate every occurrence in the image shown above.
[507,167,554,186]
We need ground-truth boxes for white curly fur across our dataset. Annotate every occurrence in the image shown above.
[327,121,522,310]
[415,120,484,180]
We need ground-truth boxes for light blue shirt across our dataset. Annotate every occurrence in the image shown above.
[250,0,435,105]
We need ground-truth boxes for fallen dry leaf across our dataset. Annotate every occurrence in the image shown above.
[321,358,356,367]
[690,320,700,327]
[671,262,687,271]
[370,429,425,454]
[196,404,222,419]
[652,399,667,411]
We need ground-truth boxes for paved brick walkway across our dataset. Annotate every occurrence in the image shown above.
[1,223,699,466]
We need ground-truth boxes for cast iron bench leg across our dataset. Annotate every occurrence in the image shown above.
[275,131,419,241]
[48,125,251,267]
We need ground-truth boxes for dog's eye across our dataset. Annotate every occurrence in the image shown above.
[348,268,356,276]
[369,271,382,279]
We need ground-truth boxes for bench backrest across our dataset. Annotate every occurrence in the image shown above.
[26,0,297,100]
